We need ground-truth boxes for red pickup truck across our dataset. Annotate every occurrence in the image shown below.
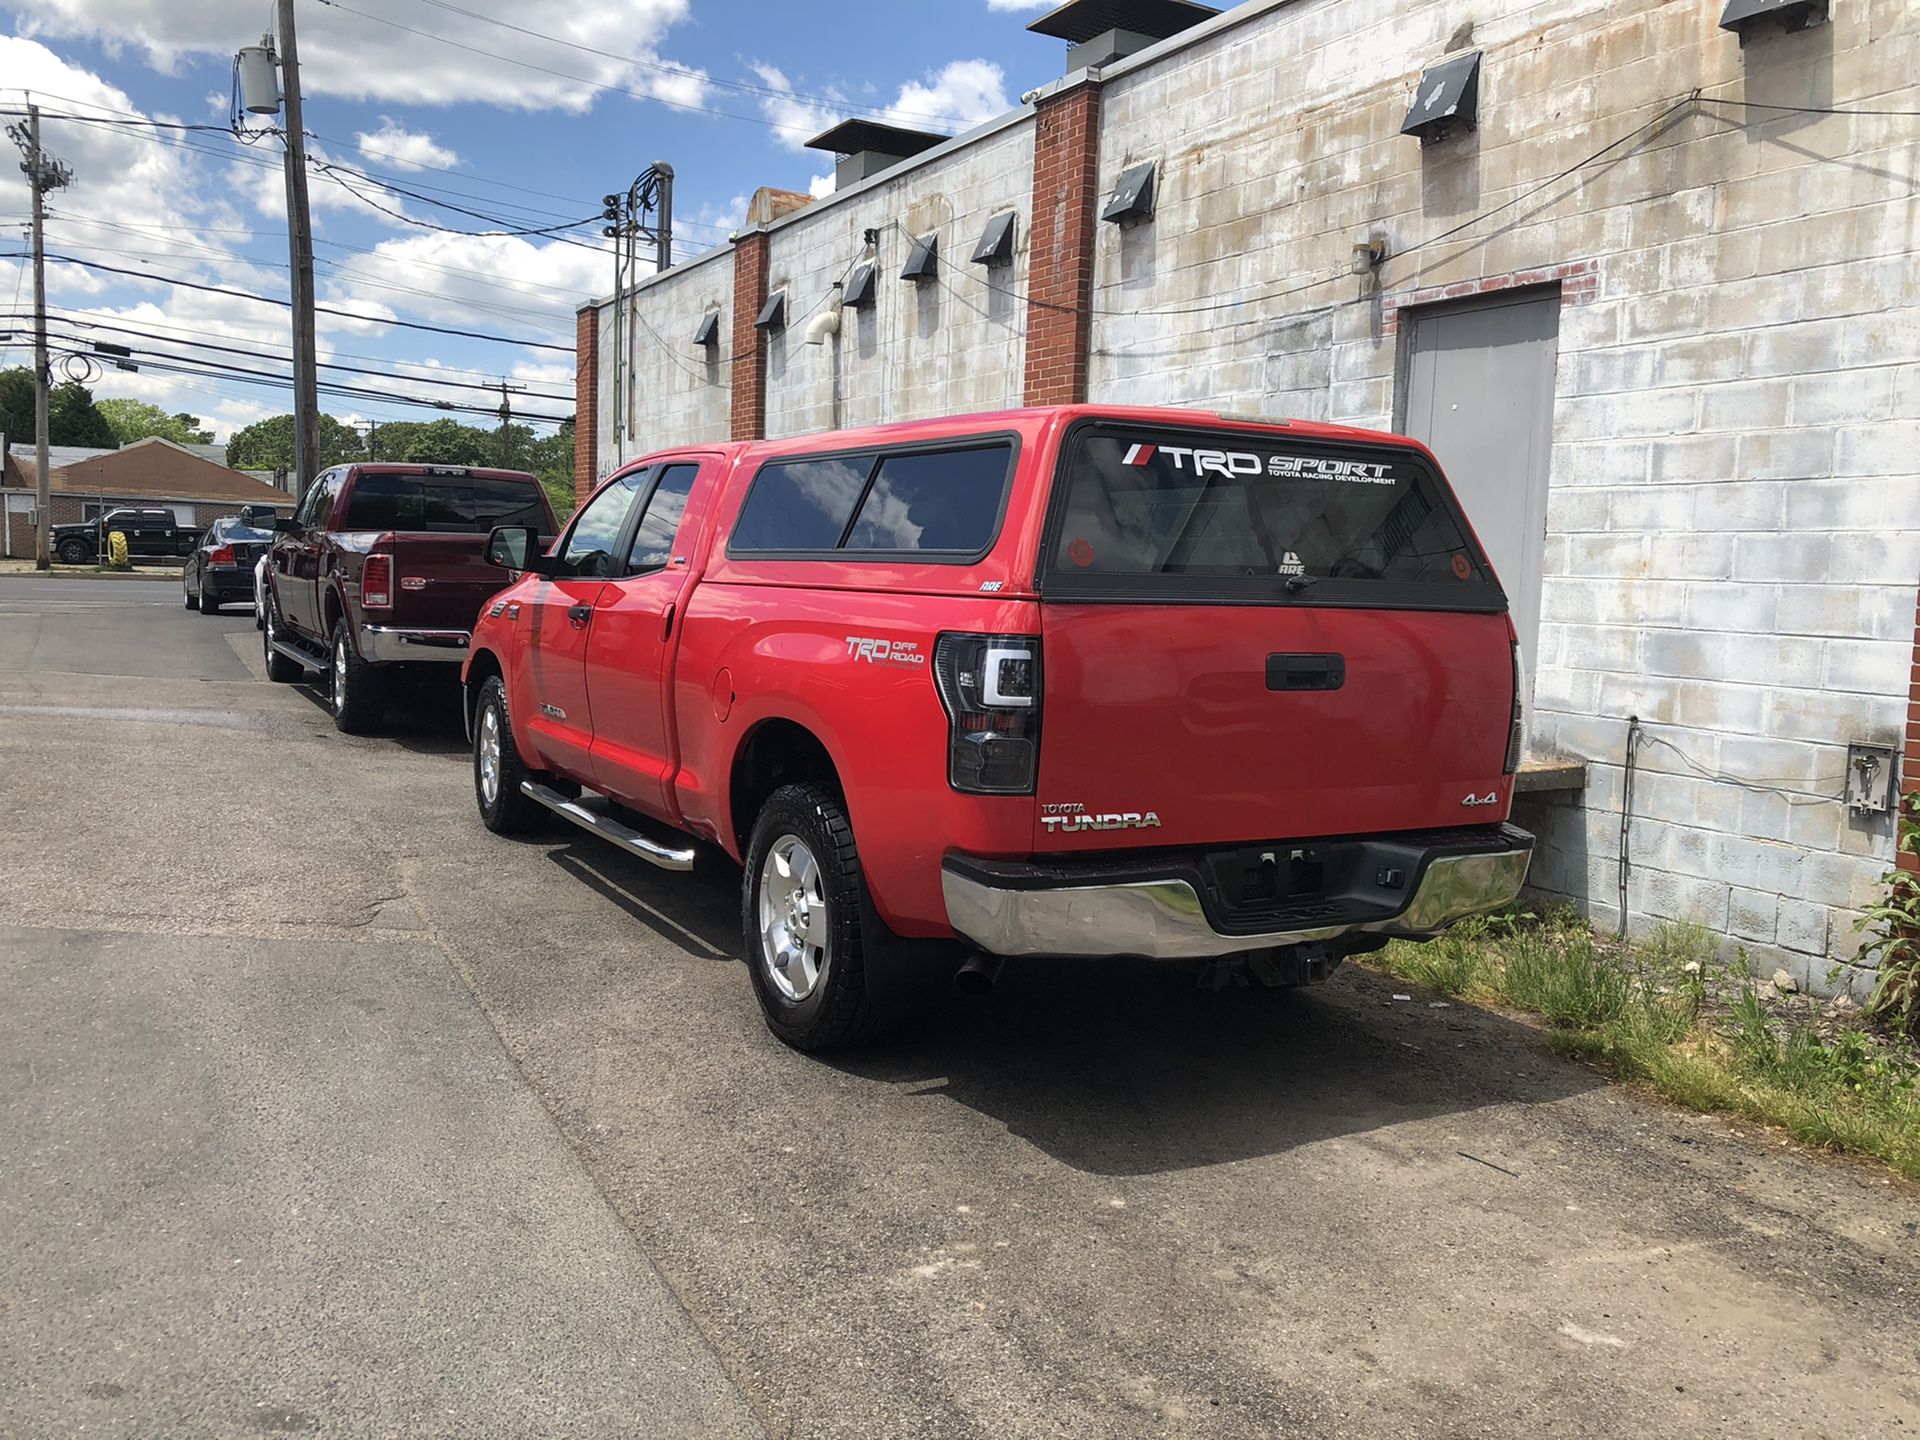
[463,406,1530,1050]
[262,462,556,733]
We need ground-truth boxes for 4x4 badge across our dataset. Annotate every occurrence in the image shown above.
[1461,792,1497,807]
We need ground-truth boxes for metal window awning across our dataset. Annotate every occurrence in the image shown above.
[972,212,1017,267]
[1101,161,1156,224]
[1719,0,1827,38]
[692,310,720,347]
[754,289,787,330]
[1026,0,1220,44]
[844,261,876,309]
[901,233,938,282]
[1401,51,1481,145]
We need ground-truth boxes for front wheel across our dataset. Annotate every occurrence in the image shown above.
[58,539,89,565]
[742,783,886,1052]
[472,676,543,834]
[261,591,301,683]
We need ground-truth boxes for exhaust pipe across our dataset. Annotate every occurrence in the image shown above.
[954,951,1005,996]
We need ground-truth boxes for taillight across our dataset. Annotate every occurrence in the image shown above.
[208,544,235,564]
[1504,641,1526,774]
[933,633,1041,794]
[362,552,393,609]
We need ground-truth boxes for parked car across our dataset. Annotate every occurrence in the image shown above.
[236,504,282,630]
[261,463,557,734]
[182,516,274,615]
[461,405,1532,1052]
[51,507,199,565]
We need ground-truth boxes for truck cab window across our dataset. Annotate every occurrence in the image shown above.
[626,464,699,572]
[554,471,647,578]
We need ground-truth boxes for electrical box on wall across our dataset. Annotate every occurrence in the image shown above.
[1846,742,1897,816]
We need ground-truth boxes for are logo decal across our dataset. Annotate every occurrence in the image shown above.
[845,636,926,666]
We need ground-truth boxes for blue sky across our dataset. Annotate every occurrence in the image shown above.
[0,0,1065,441]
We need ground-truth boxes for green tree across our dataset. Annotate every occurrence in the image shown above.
[0,367,115,447]
[524,417,576,521]
[97,398,214,447]
[226,413,366,473]
[365,417,498,467]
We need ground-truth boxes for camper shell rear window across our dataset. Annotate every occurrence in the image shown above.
[1042,421,1507,611]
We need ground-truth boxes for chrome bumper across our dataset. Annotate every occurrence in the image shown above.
[359,625,470,664]
[940,829,1532,960]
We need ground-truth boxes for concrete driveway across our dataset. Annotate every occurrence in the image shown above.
[2,575,1915,1439]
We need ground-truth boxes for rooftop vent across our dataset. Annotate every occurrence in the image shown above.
[1719,0,1828,43]
[1026,0,1220,71]
[972,212,1017,268]
[692,310,720,347]
[844,261,877,310]
[755,289,787,331]
[805,119,951,192]
[901,233,939,283]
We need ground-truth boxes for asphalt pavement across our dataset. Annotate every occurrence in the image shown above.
[2,575,1916,1439]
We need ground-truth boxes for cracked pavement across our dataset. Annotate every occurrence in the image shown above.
[2,575,1917,1439]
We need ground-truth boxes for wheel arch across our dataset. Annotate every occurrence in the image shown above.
[463,646,504,742]
[727,717,845,859]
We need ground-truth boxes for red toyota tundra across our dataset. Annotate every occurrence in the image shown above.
[463,406,1530,1050]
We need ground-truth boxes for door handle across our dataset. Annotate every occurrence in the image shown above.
[1266,653,1345,691]
[660,601,676,643]
[567,603,593,628]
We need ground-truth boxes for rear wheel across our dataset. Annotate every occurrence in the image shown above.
[182,578,198,610]
[329,619,385,735]
[743,782,885,1052]
[198,575,219,616]
[472,676,542,834]
[261,591,301,683]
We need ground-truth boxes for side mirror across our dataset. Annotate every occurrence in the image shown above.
[485,524,548,575]
[240,505,279,528]
[272,515,301,534]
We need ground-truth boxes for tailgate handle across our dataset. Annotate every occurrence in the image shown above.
[1266,653,1345,691]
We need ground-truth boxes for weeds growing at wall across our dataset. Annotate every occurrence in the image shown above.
[1372,910,1920,1182]
[1856,791,1920,1039]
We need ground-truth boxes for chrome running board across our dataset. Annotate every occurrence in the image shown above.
[519,781,697,872]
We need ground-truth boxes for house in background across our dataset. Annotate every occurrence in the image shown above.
[1,435,288,557]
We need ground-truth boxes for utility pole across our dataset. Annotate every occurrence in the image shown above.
[496,380,526,467]
[238,12,318,501]
[278,0,319,503]
[7,105,71,571]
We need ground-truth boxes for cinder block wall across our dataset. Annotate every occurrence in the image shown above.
[761,119,1035,438]
[1089,0,1919,994]
[594,246,733,481]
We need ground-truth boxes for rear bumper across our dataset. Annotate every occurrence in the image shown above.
[940,824,1533,960]
[359,625,471,664]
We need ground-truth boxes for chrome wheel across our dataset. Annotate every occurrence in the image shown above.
[477,702,502,806]
[332,635,348,712]
[758,834,828,1001]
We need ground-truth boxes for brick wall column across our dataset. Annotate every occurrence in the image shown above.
[1024,77,1101,406]
[574,304,599,506]
[731,229,771,442]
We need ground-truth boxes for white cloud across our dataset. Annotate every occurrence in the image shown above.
[354,118,459,173]
[986,0,1049,10]
[9,0,709,115]
[751,63,843,152]
[807,173,835,199]
[884,60,1010,133]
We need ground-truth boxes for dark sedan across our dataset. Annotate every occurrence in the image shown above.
[182,518,273,616]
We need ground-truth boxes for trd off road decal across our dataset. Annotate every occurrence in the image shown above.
[844,636,926,667]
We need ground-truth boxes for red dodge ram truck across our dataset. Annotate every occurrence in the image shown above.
[263,462,556,733]
[463,406,1531,1050]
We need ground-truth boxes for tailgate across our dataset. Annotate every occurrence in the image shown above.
[386,533,504,630]
[1033,419,1516,852]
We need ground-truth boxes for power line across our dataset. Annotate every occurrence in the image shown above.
[9,311,572,401]
[2,250,576,353]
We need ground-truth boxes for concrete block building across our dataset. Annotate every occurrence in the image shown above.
[575,0,1919,996]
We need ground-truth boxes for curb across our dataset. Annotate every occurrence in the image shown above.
[0,565,181,582]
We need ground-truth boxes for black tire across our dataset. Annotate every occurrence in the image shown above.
[198,575,219,616]
[261,590,302,683]
[742,782,886,1052]
[183,579,199,610]
[328,618,385,735]
[57,539,89,565]
[471,675,543,834]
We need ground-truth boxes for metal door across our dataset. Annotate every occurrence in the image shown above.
[1400,290,1560,678]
